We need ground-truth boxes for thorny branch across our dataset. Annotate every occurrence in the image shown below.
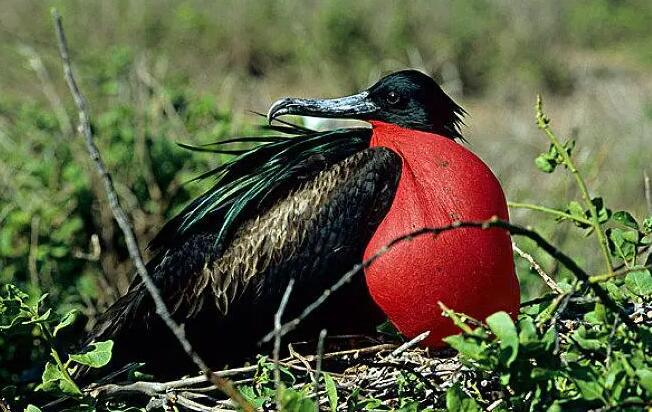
[51,10,253,411]
[262,217,640,344]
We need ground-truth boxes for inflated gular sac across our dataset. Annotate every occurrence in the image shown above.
[364,122,520,347]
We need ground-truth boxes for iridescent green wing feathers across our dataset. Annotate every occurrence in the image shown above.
[149,122,372,254]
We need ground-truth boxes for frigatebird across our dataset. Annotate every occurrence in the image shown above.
[81,70,519,378]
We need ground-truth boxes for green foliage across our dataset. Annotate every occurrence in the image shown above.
[323,373,338,412]
[446,385,480,412]
[0,45,243,395]
[0,284,112,399]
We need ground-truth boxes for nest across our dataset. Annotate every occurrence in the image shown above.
[83,332,506,411]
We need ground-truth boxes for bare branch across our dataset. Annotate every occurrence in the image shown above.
[512,242,563,294]
[50,10,253,411]
[313,328,327,402]
[274,278,295,400]
[390,331,430,357]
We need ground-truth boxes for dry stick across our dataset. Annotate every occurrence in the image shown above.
[390,331,430,357]
[50,10,253,412]
[91,343,398,401]
[512,242,563,294]
[274,278,295,397]
[262,217,639,344]
[313,329,328,405]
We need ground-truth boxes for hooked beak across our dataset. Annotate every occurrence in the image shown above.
[267,91,379,124]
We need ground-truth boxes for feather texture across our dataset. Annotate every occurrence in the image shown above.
[80,122,402,378]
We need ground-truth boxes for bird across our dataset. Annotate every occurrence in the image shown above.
[80,69,520,379]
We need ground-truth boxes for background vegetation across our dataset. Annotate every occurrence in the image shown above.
[0,0,651,410]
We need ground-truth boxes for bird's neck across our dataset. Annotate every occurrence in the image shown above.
[369,121,453,154]
[369,122,458,202]
[369,121,455,229]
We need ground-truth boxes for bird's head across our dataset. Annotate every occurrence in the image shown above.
[267,70,466,140]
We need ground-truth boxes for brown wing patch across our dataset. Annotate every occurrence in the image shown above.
[206,150,369,315]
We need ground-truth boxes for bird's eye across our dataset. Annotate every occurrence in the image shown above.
[386,91,400,105]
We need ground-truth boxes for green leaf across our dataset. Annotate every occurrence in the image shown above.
[446,385,480,412]
[583,302,606,324]
[279,387,317,412]
[36,362,63,392]
[546,402,562,412]
[53,309,77,337]
[238,385,268,409]
[572,326,602,351]
[535,155,555,173]
[606,282,626,303]
[69,340,113,368]
[323,373,338,412]
[590,197,611,224]
[642,217,652,234]
[58,377,82,396]
[567,201,584,218]
[35,362,81,396]
[625,269,652,297]
[443,335,488,362]
[613,211,639,229]
[636,369,652,394]
[518,317,539,348]
[25,405,42,412]
[376,320,401,338]
[486,312,518,366]
[574,379,604,401]
[564,201,591,228]
[541,326,557,352]
[21,308,51,325]
[608,228,637,261]
[570,365,604,401]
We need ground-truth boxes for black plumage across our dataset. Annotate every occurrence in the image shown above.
[81,125,402,378]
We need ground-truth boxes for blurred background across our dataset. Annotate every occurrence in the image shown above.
[0,0,650,385]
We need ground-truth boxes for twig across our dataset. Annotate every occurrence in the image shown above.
[589,262,652,283]
[314,329,327,404]
[50,10,253,412]
[508,201,592,226]
[536,96,614,277]
[89,342,399,407]
[274,278,295,397]
[364,361,440,394]
[551,283,577,355]
[390,331,430,357]
[262,217,640,343]
[512,242,563,293]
